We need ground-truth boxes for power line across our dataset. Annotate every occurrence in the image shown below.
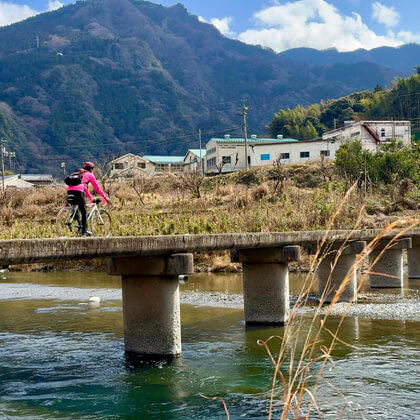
[39,125,243,151]
[14,125,244,161]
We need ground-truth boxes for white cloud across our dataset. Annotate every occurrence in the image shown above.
[198,15,235,37]
[0,0,64,27]
[0,1,37,27]
[210,17,235,36]
[372,2,399,28]
[237,0,418,52]
[47,1,63,12]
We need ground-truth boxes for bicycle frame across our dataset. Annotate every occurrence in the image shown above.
[68,203,103,227]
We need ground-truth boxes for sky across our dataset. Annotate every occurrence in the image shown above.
[1,0,419,52]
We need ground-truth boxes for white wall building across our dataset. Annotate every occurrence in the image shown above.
[205,134,339,172]
[206,121,411,173]
[322,120,411,151]
[183,149,206,172]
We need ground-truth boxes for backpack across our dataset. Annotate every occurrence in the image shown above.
[64,168,86,186]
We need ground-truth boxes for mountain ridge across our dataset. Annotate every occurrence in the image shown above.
[0,0,414,174]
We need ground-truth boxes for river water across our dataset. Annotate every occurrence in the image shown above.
[0,271,419,419]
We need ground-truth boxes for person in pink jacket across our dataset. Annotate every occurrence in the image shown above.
[66,161,109,236]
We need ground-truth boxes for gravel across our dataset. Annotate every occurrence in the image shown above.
[1,282,419,322]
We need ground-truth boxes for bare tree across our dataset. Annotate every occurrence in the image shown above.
[177,169,205,199]
[272,155,288,195]
[318,155,334,183]
[131,173,157,205]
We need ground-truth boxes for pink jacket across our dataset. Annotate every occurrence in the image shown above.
[67,171,108,203]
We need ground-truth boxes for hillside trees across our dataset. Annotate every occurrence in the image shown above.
[269,72,420,140]
[335,139,420,189]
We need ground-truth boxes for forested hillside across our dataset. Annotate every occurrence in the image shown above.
[0,0,413,173]
[269,70,420,140]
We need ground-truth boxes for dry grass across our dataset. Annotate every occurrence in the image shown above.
[0,164,418,241]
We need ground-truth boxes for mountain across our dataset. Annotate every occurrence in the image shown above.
[0,0,411,174]
[281,44,420,73]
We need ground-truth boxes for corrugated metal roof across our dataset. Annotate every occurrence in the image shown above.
[143,155,184,163]
[20,174,54,181]
[210,137,299,143]
[187,149,207,157]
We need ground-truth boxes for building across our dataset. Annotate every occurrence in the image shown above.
[205,134,301,173]
[109,153,154,178]
[2,174,34,189]
[20,174,54,186]
[206,120,412,173]
[142,155,184,174]
[109,154,185,178]
[322,120,411,151]
[183,149,206,172]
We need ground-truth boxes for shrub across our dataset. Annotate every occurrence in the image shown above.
[251,184,268,201]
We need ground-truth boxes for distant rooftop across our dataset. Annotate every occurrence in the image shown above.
[20,174,54,181]
[210,136,299,143]
[143,155,184,164]
[187,149,207,157]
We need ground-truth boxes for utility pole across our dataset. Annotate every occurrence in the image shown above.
[198,128,204,176]
[4,150,15,171]
[239,100,249,170]
[0,138,6,192]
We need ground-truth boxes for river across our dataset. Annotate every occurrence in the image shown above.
[0,271,419,419]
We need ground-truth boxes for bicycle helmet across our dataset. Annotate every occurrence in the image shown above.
[82,161,95,170]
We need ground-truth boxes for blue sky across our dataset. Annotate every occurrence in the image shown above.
[1,0,419,51]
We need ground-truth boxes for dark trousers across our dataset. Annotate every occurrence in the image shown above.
[67,190,88,233]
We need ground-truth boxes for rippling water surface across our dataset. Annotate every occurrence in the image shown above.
[0,272,419,419]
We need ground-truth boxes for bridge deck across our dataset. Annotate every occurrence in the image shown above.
[0,228,418,265]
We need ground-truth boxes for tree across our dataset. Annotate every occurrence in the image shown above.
[335,140,367,187]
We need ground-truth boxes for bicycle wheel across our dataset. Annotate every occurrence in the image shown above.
[90,208,112,237]
[56,207,82,237]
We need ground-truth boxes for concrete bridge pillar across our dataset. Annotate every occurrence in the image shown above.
[408,237,420,279]
[236,246,301,325]
[107,253,193,359]
[316,241,366,303]
[369,238,411,288]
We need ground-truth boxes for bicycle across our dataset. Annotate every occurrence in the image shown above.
[56,198,112,237]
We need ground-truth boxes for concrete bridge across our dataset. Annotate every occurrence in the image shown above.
[0,228,419,360]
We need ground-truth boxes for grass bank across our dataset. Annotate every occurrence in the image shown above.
[0,162,418,270]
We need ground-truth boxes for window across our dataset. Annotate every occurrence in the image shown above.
[300,151,310,158]
[260,154,270,161]
[114,163,123,170]
[381,128,386,137]
[280,153,290,159]
[351,131,360,137]
[207,157,216,168]
[222,156,231,164]
[137,162,146,169]
[320,150,330,157]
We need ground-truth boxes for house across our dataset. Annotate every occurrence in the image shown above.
[109,153,154,178]
[322,120,411,150]
[20,174,54,186]
[2,174,34,189]
[109,154,185,178]
[142,155,184,174]
[183,149,206,173]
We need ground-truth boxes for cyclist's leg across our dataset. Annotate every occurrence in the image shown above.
[68,191,88,233]
[67,191,80,225]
